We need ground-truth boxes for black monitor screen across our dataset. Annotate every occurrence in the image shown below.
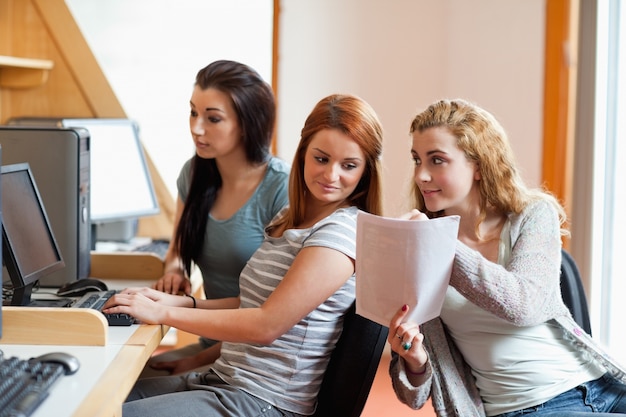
[61,118,159,223]
[1,163,65,306]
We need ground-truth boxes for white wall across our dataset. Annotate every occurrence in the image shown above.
[66,0,546,218]
[277,0,545,215]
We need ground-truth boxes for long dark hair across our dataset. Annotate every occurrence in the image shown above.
[175,60,276,275]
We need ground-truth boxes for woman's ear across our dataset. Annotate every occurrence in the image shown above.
[473,163,481,181]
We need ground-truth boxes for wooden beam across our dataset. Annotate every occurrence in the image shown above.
[30,0,175,238]
[32,0,125,116]
[542,0,579,234]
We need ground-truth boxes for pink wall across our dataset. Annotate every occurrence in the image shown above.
[277,0,545,215]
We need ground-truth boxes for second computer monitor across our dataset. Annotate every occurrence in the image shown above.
[63,119,158,223]
[61,118,160,242]
[1,163,65,306]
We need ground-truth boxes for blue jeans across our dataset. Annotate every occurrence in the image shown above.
[494,374,626,416]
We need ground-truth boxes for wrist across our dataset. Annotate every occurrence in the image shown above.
[185,294,196,308]
[165,267,185,276]
[404,356,428,376]
[406,365,427,375]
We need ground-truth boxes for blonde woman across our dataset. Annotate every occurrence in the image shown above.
[389,99,626,416]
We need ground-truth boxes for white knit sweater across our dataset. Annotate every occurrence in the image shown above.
[389,199,626,417]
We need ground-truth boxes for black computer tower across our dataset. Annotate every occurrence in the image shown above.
[0,127,90,286]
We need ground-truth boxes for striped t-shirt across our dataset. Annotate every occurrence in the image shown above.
[210,206,358,415]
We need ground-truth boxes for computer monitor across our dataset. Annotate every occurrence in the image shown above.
[60,118,159,242]
[1,163,65,306]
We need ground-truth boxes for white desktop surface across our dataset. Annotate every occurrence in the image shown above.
[0,325,142,417]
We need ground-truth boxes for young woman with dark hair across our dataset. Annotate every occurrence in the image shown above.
[143,60,290,377]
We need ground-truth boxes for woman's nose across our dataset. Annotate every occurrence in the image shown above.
[414,166,430,183]
[190,118,204,136]
[324,164,339,181]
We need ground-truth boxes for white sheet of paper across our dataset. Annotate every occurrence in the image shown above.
[355,211,460,327]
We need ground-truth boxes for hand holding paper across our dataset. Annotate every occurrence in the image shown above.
[355,211,460,327]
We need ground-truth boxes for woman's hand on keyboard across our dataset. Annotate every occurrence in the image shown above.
[152,270,191,295]
[102,287,191,324]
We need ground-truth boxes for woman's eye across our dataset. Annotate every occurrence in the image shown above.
[208,117,221,123]
[190,110,198,117]
[314,156,328,164]
[432,157,444,165]
[412,157,421,166]
[343,163,358,170]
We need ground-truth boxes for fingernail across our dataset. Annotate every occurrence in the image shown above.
[402,304,408,312]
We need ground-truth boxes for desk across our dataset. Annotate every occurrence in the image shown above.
[0,323,167,417]
[1,253,168,416]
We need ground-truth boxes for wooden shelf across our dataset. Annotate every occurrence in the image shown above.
[0,55,54,88]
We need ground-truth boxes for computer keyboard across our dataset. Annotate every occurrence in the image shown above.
[133,239,169,259]
[0,351,67,417]
[73,290,136,326]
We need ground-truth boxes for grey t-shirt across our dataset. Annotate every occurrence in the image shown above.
[211,206,358,415]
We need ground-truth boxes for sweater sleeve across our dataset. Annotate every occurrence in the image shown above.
[389,351,433,409]
[449,199,567,326]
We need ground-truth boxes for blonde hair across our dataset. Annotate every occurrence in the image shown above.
[409,98,568,235]
[276,94,384,230]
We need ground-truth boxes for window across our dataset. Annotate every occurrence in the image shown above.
[64,0,274,200]
[577,0,625,363]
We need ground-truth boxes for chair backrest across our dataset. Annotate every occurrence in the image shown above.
[560,249,592,335]
[313,302,389,417]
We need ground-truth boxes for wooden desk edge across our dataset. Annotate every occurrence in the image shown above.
[126,324,170,347]
[72,324,166,417]
[2,307,108,346]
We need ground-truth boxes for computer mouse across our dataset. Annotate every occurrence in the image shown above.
[32,352,80,375]
[56,278,109,297]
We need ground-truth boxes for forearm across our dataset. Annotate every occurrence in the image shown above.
[164,197,186,276]
[163,252,185,276]
[191,343,222,366]
[162,306,282,345]
[196,297,240,310]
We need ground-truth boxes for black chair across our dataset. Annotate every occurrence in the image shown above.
[313,302,389,417]
[560,249,592,335]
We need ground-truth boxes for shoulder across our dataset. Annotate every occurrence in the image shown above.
[179,157,194,177]
[176,157,195,193]
[267,156,291,177]
[316,207,358,228]
[308,207,359,240]
[255,158,290,210]
[305,207,359,258]
[260,157,290,191]
[510,198,559,228]
[508,198,562,250]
